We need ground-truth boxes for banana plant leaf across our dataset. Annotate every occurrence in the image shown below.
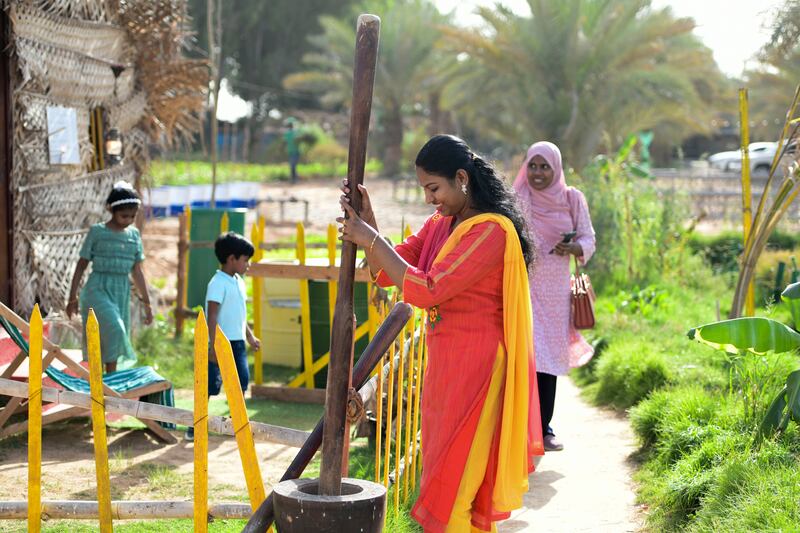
[758,369,800,442]
[781,282,800,330]
[687,317,800,355]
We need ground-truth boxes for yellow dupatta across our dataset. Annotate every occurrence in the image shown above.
[432,213,534,511]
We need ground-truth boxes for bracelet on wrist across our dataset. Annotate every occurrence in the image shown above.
[368,233,380,255]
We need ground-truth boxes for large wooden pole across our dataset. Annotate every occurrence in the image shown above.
[243,302,412,533]
[319,13,381,496]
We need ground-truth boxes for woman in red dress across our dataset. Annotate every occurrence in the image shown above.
[338,135,544,532]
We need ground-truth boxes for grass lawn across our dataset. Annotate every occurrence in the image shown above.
[577,275,800,532]
[149,160,382,187]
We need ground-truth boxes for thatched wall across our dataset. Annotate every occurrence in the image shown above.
[4,0,207,314]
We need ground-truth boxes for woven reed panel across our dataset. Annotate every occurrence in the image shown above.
[16,36,134,106]
[108,91,147,133]
[10,4,130,63]
[14,0,119,24]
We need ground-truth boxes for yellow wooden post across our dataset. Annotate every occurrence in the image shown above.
[383,339,395,487]
[214,326,266,509]
[251,220,264,385]
[739,88,755,316]
[394,325,407,512]
[297,223,314,388]
[220,211,229,234]
[193,310,209,533]
[403,311,416,502]
[27,304,43,533]
[327,223,338,334]
[410,321,426,490]
[86,310,113,532]
[416,327,428,482]
[367,285,379,343]
[375,349,384,483]
[183,205,192,311]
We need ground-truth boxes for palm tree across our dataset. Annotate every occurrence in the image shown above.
[284,0,450,176]
[439,0,728,166]
[746,0,800,141]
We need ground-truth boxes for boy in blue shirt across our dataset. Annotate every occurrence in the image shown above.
[185,232,261,441]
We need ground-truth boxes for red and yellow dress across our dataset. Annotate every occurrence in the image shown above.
[376,212,544,532]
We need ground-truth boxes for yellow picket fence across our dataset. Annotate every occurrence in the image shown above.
[11,306,271,531]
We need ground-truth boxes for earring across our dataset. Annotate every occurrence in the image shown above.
[461,183,467,195]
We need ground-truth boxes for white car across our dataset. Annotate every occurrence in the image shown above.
[708,142,796,177]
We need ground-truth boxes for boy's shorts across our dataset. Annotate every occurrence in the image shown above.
[209,340,249,396]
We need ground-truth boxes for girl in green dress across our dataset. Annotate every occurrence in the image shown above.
[66,181,153,373]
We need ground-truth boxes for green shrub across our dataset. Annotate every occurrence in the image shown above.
[593,342,672,409]
[306,137,348,165]
[688,229,800,276]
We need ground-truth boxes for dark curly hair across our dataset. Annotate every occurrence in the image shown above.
[415,134,534,266]
[105,183,141,213]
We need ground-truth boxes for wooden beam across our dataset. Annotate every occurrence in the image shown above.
[0,378,310,448]
[0,9,12,305]
[175,212,187,337]
[320,13,381,496]
[0,501,251,520]
[248,262,371,282]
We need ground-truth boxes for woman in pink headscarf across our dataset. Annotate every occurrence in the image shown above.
[513,141,596,451]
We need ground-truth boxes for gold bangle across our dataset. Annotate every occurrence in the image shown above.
[368,233,380,255]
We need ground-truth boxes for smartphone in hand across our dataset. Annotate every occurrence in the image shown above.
[549,231,577,254]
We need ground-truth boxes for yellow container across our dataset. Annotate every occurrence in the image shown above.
[260,275,301,368]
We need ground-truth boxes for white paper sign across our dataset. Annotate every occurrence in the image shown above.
[46,106,80,165]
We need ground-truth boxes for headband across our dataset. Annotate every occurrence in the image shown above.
[109,197,141,208]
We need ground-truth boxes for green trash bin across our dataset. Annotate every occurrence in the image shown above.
[187,208,247,309]
[308,280,370,388]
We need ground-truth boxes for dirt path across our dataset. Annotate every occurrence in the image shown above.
[499,377,643,532]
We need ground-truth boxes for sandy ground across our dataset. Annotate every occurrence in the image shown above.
[0,418,300,504]
[499,378,643,532]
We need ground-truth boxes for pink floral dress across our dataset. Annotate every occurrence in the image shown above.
[528,188,596,376]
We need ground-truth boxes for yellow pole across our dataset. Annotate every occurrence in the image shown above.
[327,223,338,334]
[86,310,113,532]
[383,339,395,487]
[220,211,230,234]
[739,88,755,316]
[214,326,266,509]
[409,322,425,491]
[367,285,379,343]
[403,311,416,502]
[297,223,314,388]
[27,304,43,533]
[251,220,264,385]
[375,349,384,483]
[417,329,428,482]
[394,325,407,512]
[193,310,209,533]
